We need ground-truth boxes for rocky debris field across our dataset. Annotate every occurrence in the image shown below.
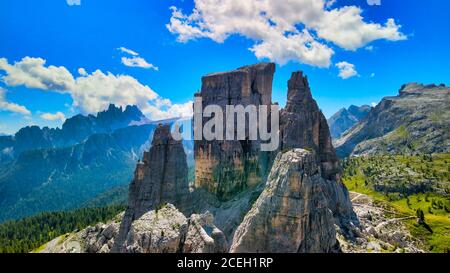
[337,192,424,253]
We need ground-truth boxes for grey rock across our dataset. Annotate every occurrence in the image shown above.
[113,124,189,252]
[280,71,341,182]
[121,204,226,253]
[230,149,343,253]
[182,212,228,253]
[123,204,187,253]
[194,63,276,201]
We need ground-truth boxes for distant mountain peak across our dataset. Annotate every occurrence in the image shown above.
[328,105,372,139]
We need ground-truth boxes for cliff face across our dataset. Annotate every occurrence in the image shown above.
[280,72,341,181]
[335,83,450,157]
[194,63,276,201]
[113,124,189,252]
[230,149,339,253]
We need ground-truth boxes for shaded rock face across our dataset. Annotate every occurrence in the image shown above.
[230,149,340,253]
[335,83,450,157]
[328,105,372,139]
[280,72,341,181]
[113,124,189,252]
[194,63,276,201]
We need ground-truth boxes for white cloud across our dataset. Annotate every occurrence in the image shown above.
[0,57,74,92]
[0,87,31,115]
[167,0,406,67]
[365,45,374,51]
[370,72,375,78]
[66,0,81,6]
[336,61,358,79]
[371,102,377,107]
[78,67,88,76]
[0,57,191,120]
[117,47,159,70]
[117,47,139,56]
[40,111,66,121]
[121,57,159,71]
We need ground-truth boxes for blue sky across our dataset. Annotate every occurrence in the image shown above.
[0,0,449,135]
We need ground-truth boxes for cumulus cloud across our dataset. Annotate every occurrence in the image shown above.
[0,57,191,120]
[66,0,81,6]
[167,0,406,67]
[121,57,159,70]
[0,87,31,115]
[336,61,358,79]
[40,111,66,121]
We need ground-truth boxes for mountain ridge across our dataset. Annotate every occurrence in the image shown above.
[335,83,449,157]
[0,105,187,222]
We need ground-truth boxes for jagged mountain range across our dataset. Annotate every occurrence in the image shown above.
[328,105,372,139]
[0,105,184,222]
[335,83,449,157]
[0,104,148,162]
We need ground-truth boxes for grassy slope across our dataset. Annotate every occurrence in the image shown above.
[342,154,450,253]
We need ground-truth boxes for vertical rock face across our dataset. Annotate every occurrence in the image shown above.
[113,124,189,252]
[280,71,341,181]
[194,63,276,201]
[230,149,338,253]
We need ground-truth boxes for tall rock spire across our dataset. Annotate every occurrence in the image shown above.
[280,71,341,181]
[113,124,189,252]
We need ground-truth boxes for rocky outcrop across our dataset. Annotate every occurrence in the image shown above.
[113,124,189,252]
[122,204,187,253]
[328,105,372,139]
[280,71,341,182]
[194,63,276,201]
[337,192,424,253]
[181,211,228,253]
[230,149,343,253]
[335,83,450,157]
[37,205,228,253]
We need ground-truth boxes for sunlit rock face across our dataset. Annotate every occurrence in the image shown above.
[194,63,276,201]
[230,149,356,253]
[230,149,338,253]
